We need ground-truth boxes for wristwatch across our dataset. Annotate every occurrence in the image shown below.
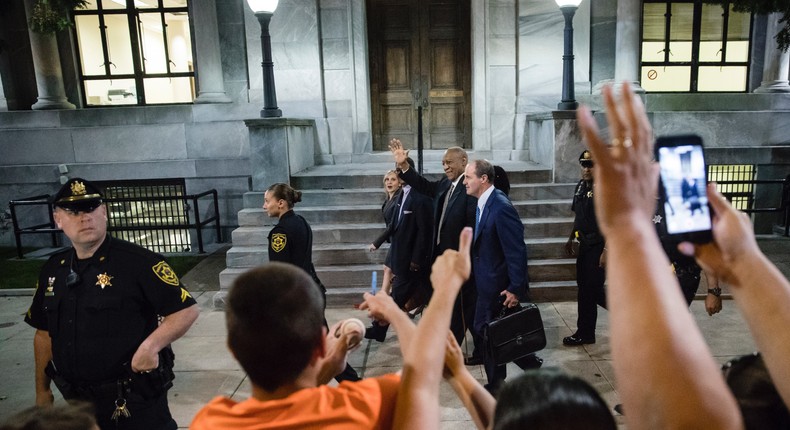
[707,287,722,297]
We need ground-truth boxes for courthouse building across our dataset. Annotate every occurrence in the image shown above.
[1,0,788,294]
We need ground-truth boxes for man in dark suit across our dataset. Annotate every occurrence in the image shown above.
[464,159,537,392]
[365,183,434,342]
[388,139,482,362]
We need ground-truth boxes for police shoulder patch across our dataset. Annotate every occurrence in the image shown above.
[152,261,180,286]
[271,233,287,253]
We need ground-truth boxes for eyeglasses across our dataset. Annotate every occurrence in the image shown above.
[580,160,594,168]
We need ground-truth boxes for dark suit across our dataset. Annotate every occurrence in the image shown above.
[472,188,528,387]
[400,168,480,349]
[368,187,434,340]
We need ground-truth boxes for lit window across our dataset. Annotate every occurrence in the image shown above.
[73,0,195,106]
[708,165,755,211]
[641,1,752,93]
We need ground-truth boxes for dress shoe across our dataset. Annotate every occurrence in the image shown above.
[464,355,484,366]
[364,325,386,342]
[562,334,595,346]
[514,354,543,370]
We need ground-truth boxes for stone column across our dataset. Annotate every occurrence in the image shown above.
[22,0,76,109]
[754,13,790,93]
[192,0,232,103]
[0,79,7,111]
[594,0,644,93]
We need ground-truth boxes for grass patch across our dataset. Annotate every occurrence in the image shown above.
[0,247,207,290]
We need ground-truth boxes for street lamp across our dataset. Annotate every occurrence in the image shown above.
[246,0,282,117]
[555,0,582,110]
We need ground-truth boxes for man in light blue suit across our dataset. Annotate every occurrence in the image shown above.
[463,159,540,393]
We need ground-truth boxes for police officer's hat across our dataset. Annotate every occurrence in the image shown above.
[579,150,593,168]
[52,178,104,211]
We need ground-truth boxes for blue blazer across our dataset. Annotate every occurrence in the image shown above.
[472,188,528,303]
[389,190,434,277]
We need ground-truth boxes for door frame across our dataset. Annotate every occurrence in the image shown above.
[350,0,486,153]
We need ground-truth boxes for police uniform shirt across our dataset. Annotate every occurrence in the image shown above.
[268,210,314,273]
[571,179,601,241]
[25,236,196,384]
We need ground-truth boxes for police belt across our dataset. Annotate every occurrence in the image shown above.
[45,346,176,401]
[576,231,604,246]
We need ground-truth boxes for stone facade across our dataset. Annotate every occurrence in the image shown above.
[1,0,789,247]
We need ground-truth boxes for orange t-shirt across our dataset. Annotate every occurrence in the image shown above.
[190,374,400,430]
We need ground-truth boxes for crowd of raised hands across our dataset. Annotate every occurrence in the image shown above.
[353,82,790,430]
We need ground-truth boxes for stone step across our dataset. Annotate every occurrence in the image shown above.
[291,167,552,189]
[243,183,578,209]
[237,199,572,226]
[231,217,575,246]
[226,237,571,267]
[219,263,578,306]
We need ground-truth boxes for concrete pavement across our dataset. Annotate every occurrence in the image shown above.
[2,236,788,427]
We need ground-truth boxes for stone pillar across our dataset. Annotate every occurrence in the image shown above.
[0,79,7,111]
[192,0,232,103]
[594,0,644,93]
[245,118,317,190]
[754,13,790,93]
[22,0,76,110]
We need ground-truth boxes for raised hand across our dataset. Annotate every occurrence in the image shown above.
[430,227,472,294]
[576,83,659,238]
[389,138,410,170]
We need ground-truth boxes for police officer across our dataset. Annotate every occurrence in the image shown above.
[25,178,199,429]
[653,198,723,315]
[563,151,607,346]
[263,182,360,382]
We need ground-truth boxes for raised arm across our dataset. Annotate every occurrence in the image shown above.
[681,184,790,407]
[360,291,416,357]
[577,83,742,430]
[394,227,472,429]
[443,333,495,430]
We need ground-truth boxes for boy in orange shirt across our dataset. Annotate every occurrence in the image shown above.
[190,262,413,430]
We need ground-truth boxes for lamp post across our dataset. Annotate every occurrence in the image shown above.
[555,0,582,110]
[247,0,282,117]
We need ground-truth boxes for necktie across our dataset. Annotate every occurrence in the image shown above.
[474,206,480,239]
[436,183,455,244]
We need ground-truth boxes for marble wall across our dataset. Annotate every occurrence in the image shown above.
[518,0,591,113]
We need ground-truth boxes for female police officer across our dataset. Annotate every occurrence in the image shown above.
[263,182,360,382]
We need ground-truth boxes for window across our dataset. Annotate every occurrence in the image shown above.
[641,1,752,92]
[73,0,195,106]
[708,164,755,210]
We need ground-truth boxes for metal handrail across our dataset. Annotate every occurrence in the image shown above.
[714,176,790,236]
[9,190,222,258]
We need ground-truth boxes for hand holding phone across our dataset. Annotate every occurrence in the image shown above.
[655,134,713,243]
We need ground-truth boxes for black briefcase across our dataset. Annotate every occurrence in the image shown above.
[485,302,547,366]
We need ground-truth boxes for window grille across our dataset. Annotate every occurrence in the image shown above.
[95,178,192,253]
[708,164,755,211]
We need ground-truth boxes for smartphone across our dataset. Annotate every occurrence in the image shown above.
[655,134,713,243]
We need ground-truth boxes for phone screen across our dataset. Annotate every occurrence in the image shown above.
[656,137,712,240]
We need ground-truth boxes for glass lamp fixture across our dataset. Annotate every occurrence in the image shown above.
[555,0,582,7]
[246,0,278,14]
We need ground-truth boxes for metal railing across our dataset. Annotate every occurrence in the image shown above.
[715,174,790,237]
[9,189,221,259]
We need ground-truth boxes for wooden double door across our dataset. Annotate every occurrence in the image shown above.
[367,0,472,151]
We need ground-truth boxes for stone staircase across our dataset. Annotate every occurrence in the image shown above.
[219,156,579,305]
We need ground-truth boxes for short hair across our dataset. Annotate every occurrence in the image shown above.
[493,165,511,197]
[493,369,616,430]
[723,352,790,429]
[267,183,302,209]
[0,402,96,430]
[446,147,468,162]
[226,263,325,392]
[472,159,495,184]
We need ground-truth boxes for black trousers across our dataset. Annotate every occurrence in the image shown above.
[449,281,483,357]
[89,391,175,430]
[369,270,425,338]
[676,264,702,306]
[474,296,507,388]
[575,241,606,339]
